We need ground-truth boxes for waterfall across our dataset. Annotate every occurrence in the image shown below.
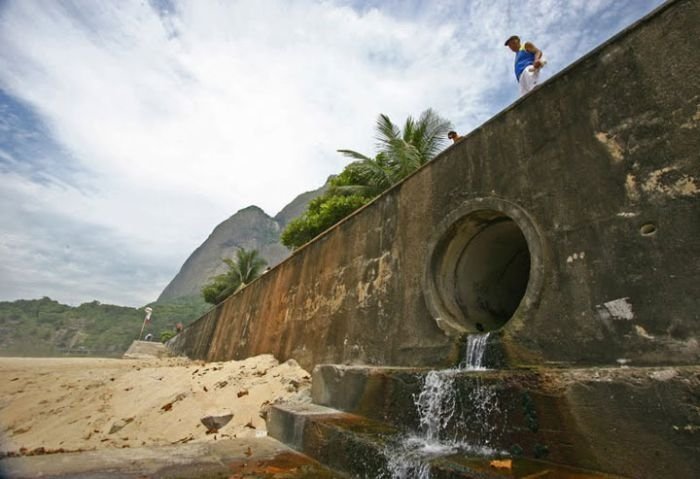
[415,370,457,443]
[382,333,500,478]
[463,332,490,370]
[383,369,462,479]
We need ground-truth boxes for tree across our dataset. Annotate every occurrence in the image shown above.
[280,109,453,249]
[201,248,267,305]
[335,108,453,191]
[280,194,370,248]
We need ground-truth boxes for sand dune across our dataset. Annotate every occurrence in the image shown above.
[0,354,311,456]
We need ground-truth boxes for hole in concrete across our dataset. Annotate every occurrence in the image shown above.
[453,218,530,331]
[640,223,657,236]
[425,207,537,335]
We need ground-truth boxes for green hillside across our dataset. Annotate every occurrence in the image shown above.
[0,296,209,357]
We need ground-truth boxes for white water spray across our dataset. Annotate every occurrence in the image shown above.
[382,333,500,478]
[464,332,490,370]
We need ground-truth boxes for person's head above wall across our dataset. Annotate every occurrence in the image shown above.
[505,35,521,52]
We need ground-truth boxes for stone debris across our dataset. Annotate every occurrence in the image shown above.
[200,413,234,433]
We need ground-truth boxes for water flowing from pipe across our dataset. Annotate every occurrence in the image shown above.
[464,332,490,370]
[382,333,500,478]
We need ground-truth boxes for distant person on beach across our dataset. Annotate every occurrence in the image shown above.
[448,131,463,144]
[505,35,546,96]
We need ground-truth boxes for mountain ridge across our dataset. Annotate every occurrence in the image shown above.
[157,180,328,302]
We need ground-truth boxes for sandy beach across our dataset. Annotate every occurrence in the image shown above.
[0,354,311,457]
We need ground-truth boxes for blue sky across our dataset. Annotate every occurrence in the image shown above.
[0,0,664,306]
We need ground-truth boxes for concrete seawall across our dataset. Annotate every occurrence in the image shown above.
[170,0,700,371]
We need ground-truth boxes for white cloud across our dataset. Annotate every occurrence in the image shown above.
[0,0,663,305]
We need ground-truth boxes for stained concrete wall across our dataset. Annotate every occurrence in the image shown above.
[170,0,700,371]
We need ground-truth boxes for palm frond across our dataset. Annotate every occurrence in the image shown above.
[337,149,374,162]
[335,108,453,198]
[385,139,423,179]
[348,158,393,191]
[375,113,400,151]
[402,115,416,143]
[414,108,453,161]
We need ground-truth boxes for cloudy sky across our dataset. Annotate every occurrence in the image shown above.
[0,0,663,307]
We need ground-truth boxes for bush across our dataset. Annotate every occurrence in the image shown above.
[280,194,370,249]
[160,330,175,343]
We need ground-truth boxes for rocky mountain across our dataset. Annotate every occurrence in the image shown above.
[157,181,328,301]
[273,184,327,227]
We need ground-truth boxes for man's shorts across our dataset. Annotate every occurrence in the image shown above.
[518,65,541,96]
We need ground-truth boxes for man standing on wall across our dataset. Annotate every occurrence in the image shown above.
[505,35,545,96]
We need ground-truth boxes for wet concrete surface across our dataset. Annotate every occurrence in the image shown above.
[0,437,346,478]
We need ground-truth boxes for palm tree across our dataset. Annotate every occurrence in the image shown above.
[224,248,268,286]
[202,248,267,304]
[330,151,395,198]
[335,109,452,195]
[280,109,454,250]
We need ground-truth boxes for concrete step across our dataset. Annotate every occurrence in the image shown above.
[266,402,626,478]
[311,365,569,460]
[1,436,347,478]
[429,455,628,478]
[122,340,172,359]
[310,364,700,478]
[267,403,390,476]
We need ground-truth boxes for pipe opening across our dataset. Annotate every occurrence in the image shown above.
[454,217,530,331]
[426,208,535,334]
